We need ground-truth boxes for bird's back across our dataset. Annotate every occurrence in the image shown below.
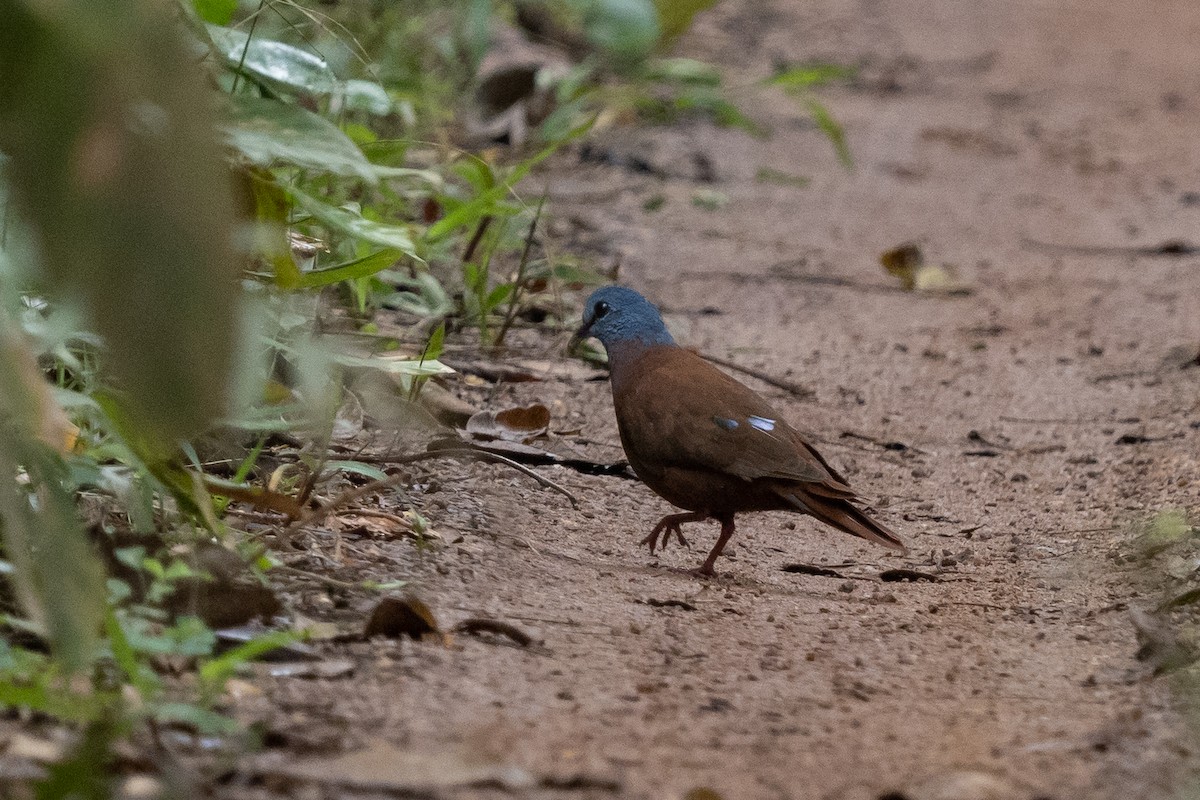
[610,345,843,492]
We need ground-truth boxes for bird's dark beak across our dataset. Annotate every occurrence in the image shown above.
[567,318,593,355]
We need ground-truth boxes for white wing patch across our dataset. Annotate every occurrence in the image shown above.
[748,415,776,432]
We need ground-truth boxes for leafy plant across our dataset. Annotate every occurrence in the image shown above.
[765,63,857,167]
[0,0,736,791]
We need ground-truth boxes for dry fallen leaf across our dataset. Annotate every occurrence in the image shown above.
[880,242,924,290]
[465,403,550,443]
[363,595,440,640]
[880,243,972,295]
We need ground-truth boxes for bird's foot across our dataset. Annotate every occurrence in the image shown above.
[641,511,709,553]
[640,523,688,553]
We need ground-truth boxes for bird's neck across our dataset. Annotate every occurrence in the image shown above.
[606,340,676,393]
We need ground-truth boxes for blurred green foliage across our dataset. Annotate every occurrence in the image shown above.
[0,0,855,790]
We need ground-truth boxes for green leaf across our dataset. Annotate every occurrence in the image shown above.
[805,97,853,168]
[340,79,393,116]
[422,321,446,362]
[293,248,404,289]
[289,188,420,255]
[675,87,762,134]
[207,24,338,96]
[583,0,661,64]
[105,610,159,696]
[653,0,718,44]
[224,95,380,182]
[326,460,389,482]
[644,57,721,85]
[328,352,454,377]
[484,283,513,311]
[428,120,593,241]
[382,273,453,318]
[767,63,856,89]
[199,629,296,688]
[193,0,236,25]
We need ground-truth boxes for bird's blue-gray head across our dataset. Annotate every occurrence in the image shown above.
[573,286,675,350]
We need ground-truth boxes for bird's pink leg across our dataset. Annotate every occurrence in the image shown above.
[695,516,737,577]
[641,511,710,553]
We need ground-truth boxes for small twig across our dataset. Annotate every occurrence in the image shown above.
[461,214,493,263]
[297,452,328,508]
[283,448,578,539]
[681,269,908,294]
[840,430,929,455]
[699,352,816,400]
[999,415,1094,424]
[277,564,363,591]
[1021,236,1200,257]
[337,441,635,481]
[224,508,290,525]
[493,194,546,349]
[1092,370,1155,384]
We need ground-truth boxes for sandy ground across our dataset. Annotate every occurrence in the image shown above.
[82,1,1200,798]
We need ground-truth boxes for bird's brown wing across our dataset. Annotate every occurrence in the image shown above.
[616,347,848,491]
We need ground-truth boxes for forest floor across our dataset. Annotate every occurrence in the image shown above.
[210,0,1200,798]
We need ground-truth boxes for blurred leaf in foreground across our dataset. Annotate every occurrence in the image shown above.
[0,0,241,444]
[654,0,719,45]
[0,430,104,672]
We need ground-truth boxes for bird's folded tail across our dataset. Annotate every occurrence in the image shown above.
[779,490,906,552]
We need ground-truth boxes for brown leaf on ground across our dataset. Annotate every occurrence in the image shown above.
[880,242,972,295]
[363,595,440,640]
[880,242,924,290]
[466,403,551,443]
[332,512,420,540]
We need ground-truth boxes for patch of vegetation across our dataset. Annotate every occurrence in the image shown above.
[0,0,854,791]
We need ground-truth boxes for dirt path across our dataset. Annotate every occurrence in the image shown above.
[241,1,1200,798]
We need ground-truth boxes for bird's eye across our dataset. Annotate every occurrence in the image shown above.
[593,301,611,319]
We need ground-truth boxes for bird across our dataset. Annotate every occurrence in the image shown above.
[571,285,905,576]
